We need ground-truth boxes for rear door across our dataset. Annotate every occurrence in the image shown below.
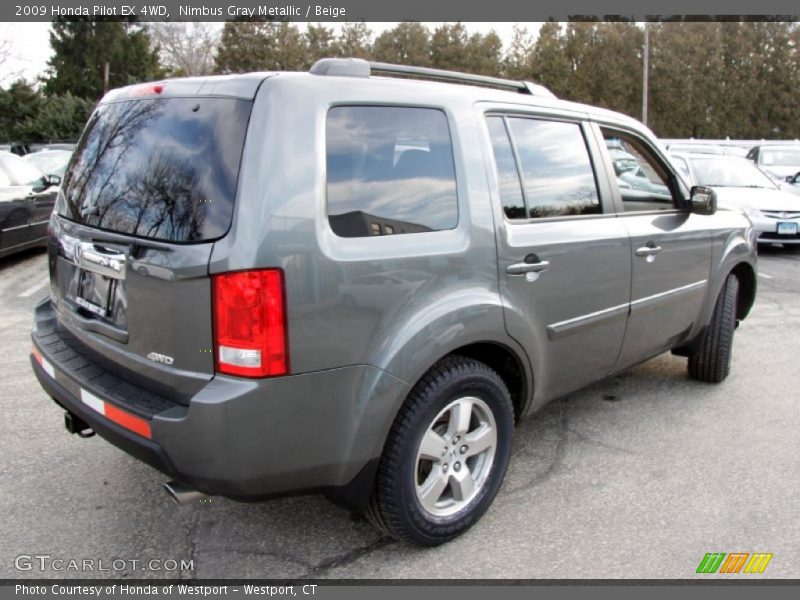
[483,112,631,403]
[48,92,253,403]
[593,125,712,371]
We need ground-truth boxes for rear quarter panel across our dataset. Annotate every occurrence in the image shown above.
[209,75,531,438]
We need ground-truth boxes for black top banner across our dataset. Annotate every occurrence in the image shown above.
[4,0,800,22]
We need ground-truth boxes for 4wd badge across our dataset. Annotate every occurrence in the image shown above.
[146,352,174,366]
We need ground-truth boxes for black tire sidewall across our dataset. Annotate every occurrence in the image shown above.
[386,360,514,545]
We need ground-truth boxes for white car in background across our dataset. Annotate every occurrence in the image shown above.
[746,144,800,182]
[670,152,800,248]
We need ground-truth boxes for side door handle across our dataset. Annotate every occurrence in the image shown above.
[507,256,550,275]
[635,244,662,257]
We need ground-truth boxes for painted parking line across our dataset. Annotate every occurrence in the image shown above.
[18,276,50,298]
[758,272,774,279]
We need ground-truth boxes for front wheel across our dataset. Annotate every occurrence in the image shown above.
[688,274,739,383]
[366,356,514,546]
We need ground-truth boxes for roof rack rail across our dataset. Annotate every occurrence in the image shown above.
[308,58,556,98]
[370,61,555,98]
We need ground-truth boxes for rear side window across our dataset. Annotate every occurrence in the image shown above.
[57,97,252,243]
[326,106,458,237]
[506,118,600,218]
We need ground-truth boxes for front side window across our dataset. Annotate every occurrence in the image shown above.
[326,106,458,238]
[602,129,679,211]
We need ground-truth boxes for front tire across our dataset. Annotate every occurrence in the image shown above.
[688,274,739,383]
[367,356,514,546]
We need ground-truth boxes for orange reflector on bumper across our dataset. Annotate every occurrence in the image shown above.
[79,389,152,439]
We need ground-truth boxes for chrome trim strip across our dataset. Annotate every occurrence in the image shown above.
[1,220,49,232]
[630,279,707,312]
[546,279,708,341]
[546,302,630,341]
[0,223,29,232]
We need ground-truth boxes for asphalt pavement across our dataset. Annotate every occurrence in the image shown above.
[1,245,798,579]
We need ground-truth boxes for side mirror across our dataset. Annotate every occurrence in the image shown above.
[689,185,717,215]
[786,173,800,184]
[46,174,62,187]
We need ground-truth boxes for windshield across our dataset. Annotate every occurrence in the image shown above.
[760,148,800,166]
[690,157,777,189]
[1,152,45,185]
[26,151,71,177]
[57,96,252,243]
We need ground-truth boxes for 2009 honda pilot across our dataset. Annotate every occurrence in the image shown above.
[31,58,757,546]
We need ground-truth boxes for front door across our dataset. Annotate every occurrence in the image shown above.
[595,125,712,371]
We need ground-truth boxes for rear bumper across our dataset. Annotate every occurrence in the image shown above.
[31,299,408,508]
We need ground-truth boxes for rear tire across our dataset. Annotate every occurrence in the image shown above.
[688,274,739,383]
[367,356,514,546]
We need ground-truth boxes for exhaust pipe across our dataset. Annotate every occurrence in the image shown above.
[164,480,208,506]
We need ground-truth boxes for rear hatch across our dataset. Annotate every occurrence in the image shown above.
[48,85,255,404]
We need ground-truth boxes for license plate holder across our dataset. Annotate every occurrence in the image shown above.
[777,221,798,235]
[75,269,114,317]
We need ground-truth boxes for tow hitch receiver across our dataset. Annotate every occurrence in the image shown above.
[65,411,95,438]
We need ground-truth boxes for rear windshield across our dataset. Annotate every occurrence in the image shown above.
[57,97,252,243]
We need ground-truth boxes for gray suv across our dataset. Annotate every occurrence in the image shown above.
[31,58,757,546]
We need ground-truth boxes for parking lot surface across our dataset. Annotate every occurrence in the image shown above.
[1,246,798,579]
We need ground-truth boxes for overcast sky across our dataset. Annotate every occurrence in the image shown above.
[0,22,536,86]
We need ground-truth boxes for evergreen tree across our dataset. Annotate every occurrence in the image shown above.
[18,93,96,142]
[44,18,162,100]
[0,80,41,140]
[373,22,431,66]
[531,21,572,98]
[334,23,373,59]
[503,25,535,80]
[430,23,470,71]
[305,24,336,67]
[215,21,306,73]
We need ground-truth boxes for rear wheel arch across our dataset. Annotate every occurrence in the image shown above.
[442,342,530,422]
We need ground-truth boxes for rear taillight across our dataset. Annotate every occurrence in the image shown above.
[212,269,288,378]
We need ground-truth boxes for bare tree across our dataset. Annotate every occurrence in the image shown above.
[0,26,23,85]
[149,22,220,77]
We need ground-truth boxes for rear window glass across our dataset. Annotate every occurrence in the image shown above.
[57,97,252,243]
[326,106,458,237]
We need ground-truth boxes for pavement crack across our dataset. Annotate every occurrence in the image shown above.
[565,426,637,455]
[506,398,571,495]
[183,507,201,580]
[305,536,395,577]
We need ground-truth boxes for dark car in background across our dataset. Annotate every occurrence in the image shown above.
[0,151,60,258]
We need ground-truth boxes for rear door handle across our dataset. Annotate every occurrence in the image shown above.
[635,244,662,257]
[506,260,550,275]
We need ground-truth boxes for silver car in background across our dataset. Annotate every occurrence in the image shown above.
[671,152,800,247]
